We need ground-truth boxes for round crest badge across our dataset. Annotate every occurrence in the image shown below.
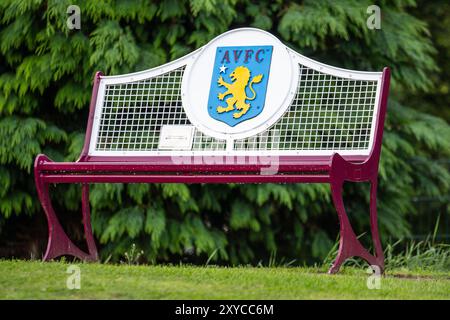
[182,28,298,141]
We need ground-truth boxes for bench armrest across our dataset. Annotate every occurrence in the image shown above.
[330,153,378,182]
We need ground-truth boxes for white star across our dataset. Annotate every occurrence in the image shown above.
[219,64,227,73]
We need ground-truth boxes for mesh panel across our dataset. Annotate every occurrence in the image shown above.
[94,63,379,153]
[192,130,226,151]
[234,64,378,151]
[95,66,226,151]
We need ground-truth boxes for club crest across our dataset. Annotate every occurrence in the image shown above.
[207,46,273,127]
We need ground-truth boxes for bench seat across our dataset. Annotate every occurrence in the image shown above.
[36,154,371,184]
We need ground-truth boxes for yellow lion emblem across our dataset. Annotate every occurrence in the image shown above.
[216,66,263,119]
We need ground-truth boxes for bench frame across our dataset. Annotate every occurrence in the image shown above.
[34,50,390,274]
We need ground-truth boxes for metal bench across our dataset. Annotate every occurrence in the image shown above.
[34,28,390,273]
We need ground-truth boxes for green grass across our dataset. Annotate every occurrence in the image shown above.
[0,260,449,299]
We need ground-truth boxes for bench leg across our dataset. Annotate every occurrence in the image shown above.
[328,179,384,274]
[82,184,99,260]
[369,178,384,269]
[35,175,98,261]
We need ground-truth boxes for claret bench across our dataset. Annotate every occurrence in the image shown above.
[34,28,390,273]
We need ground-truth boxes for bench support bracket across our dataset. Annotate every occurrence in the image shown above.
[35,159,98,261]
[328,153,384,274]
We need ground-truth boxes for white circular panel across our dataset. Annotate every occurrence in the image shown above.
[182,28,298,141]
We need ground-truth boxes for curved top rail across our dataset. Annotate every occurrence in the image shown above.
[100,47,202,85]
[290,49,382,81]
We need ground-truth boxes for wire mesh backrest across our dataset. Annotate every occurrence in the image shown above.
[234,64,379,152]
[94,67,226,153]
[90,59,380,156]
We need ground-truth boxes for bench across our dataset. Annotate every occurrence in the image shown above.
[34,28,390,273]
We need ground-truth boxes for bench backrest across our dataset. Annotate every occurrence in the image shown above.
[79,28,389,164]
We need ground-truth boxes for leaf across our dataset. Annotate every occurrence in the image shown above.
[145,206,166,247]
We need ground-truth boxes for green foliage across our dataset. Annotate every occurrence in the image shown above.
[0,0,448,265]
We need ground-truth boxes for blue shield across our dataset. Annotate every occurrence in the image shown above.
[207,45,273,127]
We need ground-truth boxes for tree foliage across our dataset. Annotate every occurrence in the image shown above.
[0,0,448,264]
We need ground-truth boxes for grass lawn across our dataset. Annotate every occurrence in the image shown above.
[0,260,449,299]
